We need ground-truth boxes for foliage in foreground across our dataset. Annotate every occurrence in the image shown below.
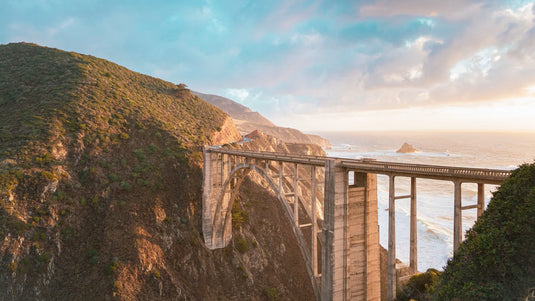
[432,162,535,300]
[397,268,442,301]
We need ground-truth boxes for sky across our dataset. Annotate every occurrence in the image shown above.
[1,0,535,132]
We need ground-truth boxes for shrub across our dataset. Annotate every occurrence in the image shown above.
[238,264,248,278]
[8,262,17,272]
[433,163,535,300]
[52,189,65,201]
[147,143,158,154]
[262,287,279,300]
[397,268,441,301]
[133,149,146,161]
[235,235,249,253]
[105,260,120,275]
[108,173,120,182]
[120,181,131,191]
[231,198,249,228]
[38,252,51,264]
[86,248,99,264]
[40,170,56,181]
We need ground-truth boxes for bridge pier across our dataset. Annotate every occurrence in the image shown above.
[387,176,418,301]
[322,159,381,301]
[453,180,462,252]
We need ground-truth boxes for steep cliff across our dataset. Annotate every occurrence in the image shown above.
[0,43,314,300]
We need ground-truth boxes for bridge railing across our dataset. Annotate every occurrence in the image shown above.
[207,147,512,183]
[340,160,511,183]
[206,147,328,166]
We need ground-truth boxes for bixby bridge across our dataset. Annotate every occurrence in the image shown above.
[202,147,511,301]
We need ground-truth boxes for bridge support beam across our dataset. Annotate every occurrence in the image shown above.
[202,148,217,248]
[387,175,396,301]
[453,180,462,252]
[321,160,380,300]
[410,177,417,275]
[477,183,484,218]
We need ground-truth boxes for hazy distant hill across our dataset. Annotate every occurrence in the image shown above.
[192,91,330,147]
[192,91,274,127]
[0,43,314,300]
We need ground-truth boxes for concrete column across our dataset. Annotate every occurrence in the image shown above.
[311,165,318,277]
[202,148,214,248]
[321,159,347,301]
[294,163,299,226]
[321,163,380,301]
[219,154,232,247]
[279,161,283,199]
[202,149,227,249]
[453,180,462,252]
[409,177,417,275]
[364,172,381,301]
[387,175,396,301]
[477,183,484,218]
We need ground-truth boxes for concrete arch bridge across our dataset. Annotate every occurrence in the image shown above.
[202,147,511,301]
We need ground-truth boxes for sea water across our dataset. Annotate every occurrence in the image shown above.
[319,131,535,271]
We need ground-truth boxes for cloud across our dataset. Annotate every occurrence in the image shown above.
[1,0,535,131]
[224,88,250,102]
[359,0,483,20]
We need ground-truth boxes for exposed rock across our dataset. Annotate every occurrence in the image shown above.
[210,116,242,145]
[396,142,418,153]
[193,91,331,147]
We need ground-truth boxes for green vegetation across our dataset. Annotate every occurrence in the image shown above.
[262,287,280,300]
[86,248,99,264]
[235,234,249,253]
[238,264,248,278]
[231,198,249,228]
[105,260,120,275]
[0,42,235,299]
[397,268,442,301]
[432,162,535,300]
[0,42,228,214]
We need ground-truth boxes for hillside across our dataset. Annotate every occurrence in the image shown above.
[432,162,535,300]
[192,91,330,147]
[0,43,315,300]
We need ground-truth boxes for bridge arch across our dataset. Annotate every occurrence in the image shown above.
[202,150,321,298]
[210,162,291,249]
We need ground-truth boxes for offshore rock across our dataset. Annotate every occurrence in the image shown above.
[396,142,418,153]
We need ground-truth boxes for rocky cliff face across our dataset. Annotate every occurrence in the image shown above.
[210,116,242,146]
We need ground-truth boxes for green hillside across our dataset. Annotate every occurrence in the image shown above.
[432,162,535,300]
[0,43,314,300]
[0,42,229,299]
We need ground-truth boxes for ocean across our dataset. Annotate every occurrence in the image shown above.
[318,131,535,271]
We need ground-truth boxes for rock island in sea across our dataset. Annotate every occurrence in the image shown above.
[396,142,418,153]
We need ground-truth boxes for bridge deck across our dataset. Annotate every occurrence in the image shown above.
[207,147,511,184]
